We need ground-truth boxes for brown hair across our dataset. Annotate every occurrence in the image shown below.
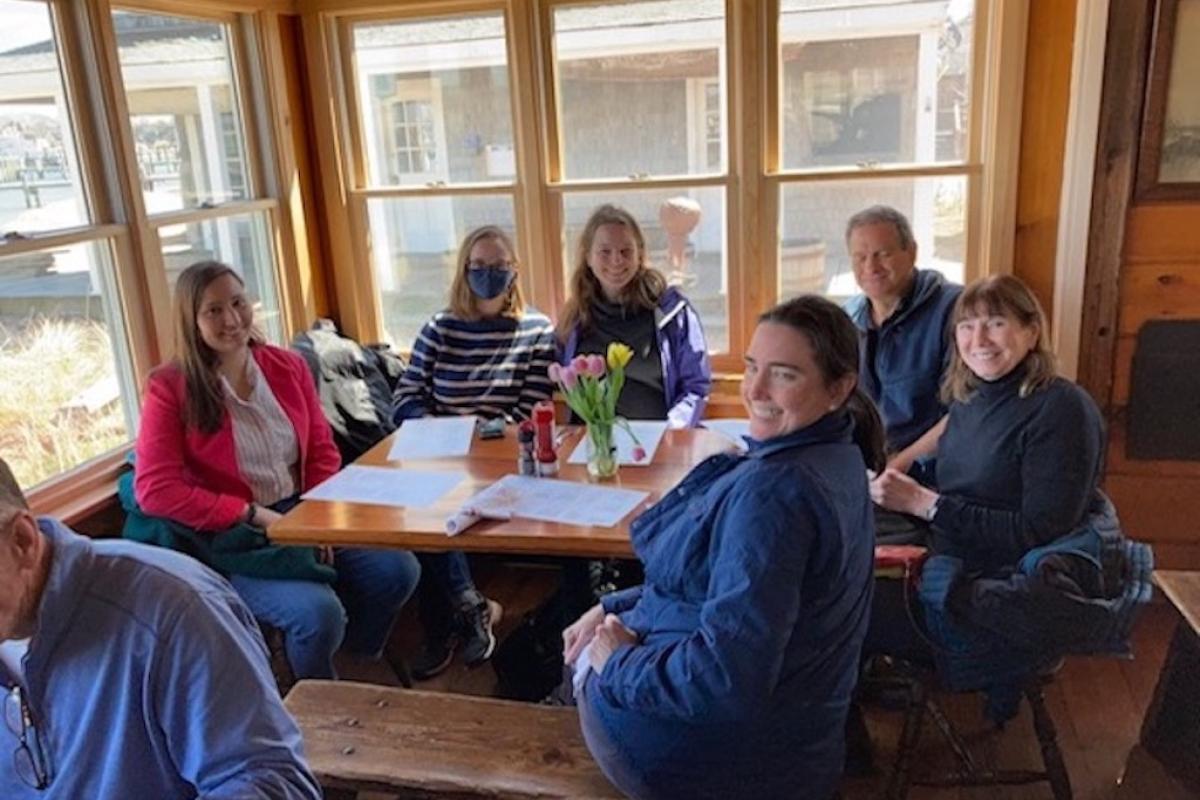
[171,260,264,434]
[447,225,525,321]
[758,295,887,472]
[941,274,1057,404]
[556,204,666,339]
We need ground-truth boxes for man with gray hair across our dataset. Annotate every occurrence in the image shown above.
[0,458,320,798]
[843,205,961,537]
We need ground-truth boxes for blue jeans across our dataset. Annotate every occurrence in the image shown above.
[577,674,662,800]
[230,547,420,679]
[420,550,476,599]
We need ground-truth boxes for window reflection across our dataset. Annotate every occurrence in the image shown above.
[0,0,90,234]
[113,11,251,212]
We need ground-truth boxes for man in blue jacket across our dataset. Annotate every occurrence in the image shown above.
[843,205,961,537]
[0,458,321,799]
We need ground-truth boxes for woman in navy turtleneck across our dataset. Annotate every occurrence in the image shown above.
[870,274,1104,570]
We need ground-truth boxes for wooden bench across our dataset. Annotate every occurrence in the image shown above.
[284,680,621,799]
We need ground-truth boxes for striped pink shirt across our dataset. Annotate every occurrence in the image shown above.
[221,356,299,505]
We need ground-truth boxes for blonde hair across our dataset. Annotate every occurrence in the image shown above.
[171,261,265,433]
[556,204,666,340]
[941,275,1058,404]
[447,225,525,321]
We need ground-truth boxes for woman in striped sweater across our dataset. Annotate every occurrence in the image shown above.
[392,225,557,678]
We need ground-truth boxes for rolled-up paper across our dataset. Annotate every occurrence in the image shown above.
[445,507,513,536]
[445,510,482,536]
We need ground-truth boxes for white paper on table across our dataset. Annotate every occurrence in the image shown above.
[302,465,465,508]
[462,475,650,528]
[567,420,667,466]
[703,418,752,452]
[387,416,476,460]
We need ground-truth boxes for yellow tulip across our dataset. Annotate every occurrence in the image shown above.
[606,341,634,370]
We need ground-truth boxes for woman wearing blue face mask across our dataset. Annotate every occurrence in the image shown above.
[392,225,556,679]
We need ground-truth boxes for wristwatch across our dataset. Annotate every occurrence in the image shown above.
[245,503,258,526]
[922,495,941,522]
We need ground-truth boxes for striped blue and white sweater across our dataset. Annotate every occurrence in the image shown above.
[391,309,557,423]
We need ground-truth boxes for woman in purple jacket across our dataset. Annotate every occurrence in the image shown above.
[557,204,711,427]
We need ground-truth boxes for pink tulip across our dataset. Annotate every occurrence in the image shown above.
[561,365,579,390]
[586,354,606,377]
[571,355,590,374]
[632,445,647,462]
[548,362,562,383]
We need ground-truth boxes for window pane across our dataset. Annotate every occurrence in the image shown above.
[352,13,514,187]
[561,187,727,351]
[0,0,90,234]
[158,210,282,342]
[778,175,967,300]
[780,0,974,169]
[367,194,516,347]
[553,0,725,179]
[113,11,251,212]
[0,241,137,487]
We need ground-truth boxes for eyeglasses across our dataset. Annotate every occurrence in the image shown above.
[466,260,512,271]
[4,685,49,789]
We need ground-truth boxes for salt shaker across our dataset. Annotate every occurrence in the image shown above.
[517,420,537,476]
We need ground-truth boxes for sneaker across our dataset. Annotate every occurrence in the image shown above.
[458,597,503,668]
[410,633,459,681]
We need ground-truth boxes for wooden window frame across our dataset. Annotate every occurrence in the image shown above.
[305,0,1025,377]
[10,0,313,517]
[1134,0,1200,202]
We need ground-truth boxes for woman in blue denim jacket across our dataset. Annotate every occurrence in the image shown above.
[561,296,885,800]
[557,204,712,428]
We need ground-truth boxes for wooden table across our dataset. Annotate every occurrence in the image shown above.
[269,426,736,558]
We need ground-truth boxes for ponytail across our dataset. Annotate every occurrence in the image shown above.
[758,294,885,472]
[845,388,886,473]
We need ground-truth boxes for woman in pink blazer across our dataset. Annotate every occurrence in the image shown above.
[135,261,419,679]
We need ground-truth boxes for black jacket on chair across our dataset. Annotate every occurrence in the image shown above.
[292,319,405,464]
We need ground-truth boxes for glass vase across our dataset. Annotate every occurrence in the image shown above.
[585,420,618,480]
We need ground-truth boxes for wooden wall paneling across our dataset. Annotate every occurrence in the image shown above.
[1107,422,1200,479]
[1117,260,1200,335]
[1012,0,1076,320]
[1123,204,1200,261]
[1077,1,1155,410]
[1111,334,1135,406]
[1104,473,1200,543]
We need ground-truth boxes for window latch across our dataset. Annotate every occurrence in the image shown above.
[628,172,649,182]
[425,180,446,188]
[2,230,29,242]
[198,199,219,209]
[855,160,880,170]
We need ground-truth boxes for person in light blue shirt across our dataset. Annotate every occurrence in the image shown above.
[0,457,320,799]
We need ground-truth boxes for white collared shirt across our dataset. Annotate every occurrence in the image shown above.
[222,356,299,505]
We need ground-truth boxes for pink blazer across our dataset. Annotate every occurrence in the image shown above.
[134,344,341,531]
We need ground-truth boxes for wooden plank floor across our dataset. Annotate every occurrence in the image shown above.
[336,559,1177,800]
